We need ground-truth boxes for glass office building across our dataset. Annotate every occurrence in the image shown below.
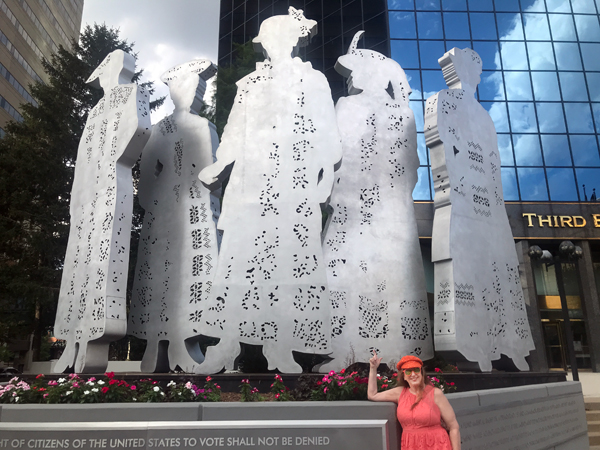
[218,0,600,373]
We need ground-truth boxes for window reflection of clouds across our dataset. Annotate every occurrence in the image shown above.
[482,101,510,132]
[570,135,600,166]
[501,168,520,201]
[537,103,567,133]
[541,135,571,166]
[546,0,571,13]
[417,134,428,166]
[571,0,597,14]
[387,0,599,202]
[574,15,600,41]
[564,103,595,133]
[505,72,533,101]
[554,43,582,70]
[523,14,551,40]
[527,42,555,69]
[532,72,561,101]
[580,44,600,71]
[497,13,524,40]
[417,12,443,38]
[498,134,515,165]
[388,0,414,9]
[479,72,504,100]
[501,42,529,69]
[548,14,577,40]
[518,168,549,200]
[514,134,543,165]
[559,72,589,101]
[547,168,578,200]
[389,12,416,39]
[414,167,432,200]
[509,102,538,133]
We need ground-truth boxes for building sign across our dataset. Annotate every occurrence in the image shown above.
[521,213,600,229]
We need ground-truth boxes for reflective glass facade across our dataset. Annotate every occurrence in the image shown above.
[388,0,600,202]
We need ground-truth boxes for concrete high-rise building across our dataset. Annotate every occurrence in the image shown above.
[0,0,84,134]
[218,0,600,374]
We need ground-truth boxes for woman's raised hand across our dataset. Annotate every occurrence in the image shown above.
[369,351,382,370]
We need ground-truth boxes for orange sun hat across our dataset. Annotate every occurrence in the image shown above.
[396,355,423,371]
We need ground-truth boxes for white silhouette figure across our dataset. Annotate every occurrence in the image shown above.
[424,48,534,371]
[320,32,433,372]
[199,7,342,374]
[128,60,219,373]
[54,50,151,373]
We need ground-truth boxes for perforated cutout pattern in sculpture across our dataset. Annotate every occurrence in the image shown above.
[319,31,433,372]
[127,59,220,373]
[53,50,151,373]
[424,48,534,371]
[198,7,342,374]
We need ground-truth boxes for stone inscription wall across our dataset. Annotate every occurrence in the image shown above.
[0,421,386,450]
[457,396,587,450]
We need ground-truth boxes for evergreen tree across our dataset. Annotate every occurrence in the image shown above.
[0,24,164,361]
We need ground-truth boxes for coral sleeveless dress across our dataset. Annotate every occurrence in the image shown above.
[396,385,452,450]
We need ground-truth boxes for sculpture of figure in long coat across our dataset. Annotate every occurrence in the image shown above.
[320,32,433,372]
[128,60,219,373]
[54,50,151,373]
[199,7,342,373]
[424,48,534,371]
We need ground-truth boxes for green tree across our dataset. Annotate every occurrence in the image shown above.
[0,24,164,361]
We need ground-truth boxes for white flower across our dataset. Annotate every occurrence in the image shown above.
[15,397,19,402]
[97,380,105,385]
[58,378,66,384]
[178,392,182,396]
[91,388,98,393]
[167,380,176,387]
[153,386,160,392]
[65,391,73,396]
[160,392,165,396]
[84,390,90,395]
[86,381,95,386]
[133,398,137,401]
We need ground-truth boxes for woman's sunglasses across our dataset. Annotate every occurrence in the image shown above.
[402,367,421,375]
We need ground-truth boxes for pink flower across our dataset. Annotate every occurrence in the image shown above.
[435,368,441,373]
[329,371,335,376]
[130,385,137,390]
[48,380,58,386]
[206,376,212,382]
[323,387,328,393]
[88,377,96,382]
[275,393,280,399]
[73,382,80,388]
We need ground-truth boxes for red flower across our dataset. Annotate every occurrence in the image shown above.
[38,388,46,391]
[340,369,345,374]
[450,382,455,386]
[105,372,115,379]
[109,379,118,385]
[316,381,322,385]
[36,374,44,379]
[382,384,388,389]
[206,376,212,382]
[435,368,441,373]
[392,373,398,377]
[101,387,109,394]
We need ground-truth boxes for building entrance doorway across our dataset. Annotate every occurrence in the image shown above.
[543,321,567,370]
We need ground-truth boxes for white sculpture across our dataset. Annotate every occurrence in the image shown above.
[424,48,535,371]
[54,50,151,373]
[320,32,433,372]
[198,7,342,373]
[128,60,220,373]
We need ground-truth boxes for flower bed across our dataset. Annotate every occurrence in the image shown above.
[0,368,456,404]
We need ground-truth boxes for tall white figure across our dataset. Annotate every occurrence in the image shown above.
[424,48,534,371]
[199,7,342,373]
[320,32,433,372]
[128,60,219,373]
[54,50,151,373]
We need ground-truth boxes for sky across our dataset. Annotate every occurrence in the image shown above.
[81,0,221,122]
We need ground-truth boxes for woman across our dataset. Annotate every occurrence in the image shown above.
[368,353,460,450]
